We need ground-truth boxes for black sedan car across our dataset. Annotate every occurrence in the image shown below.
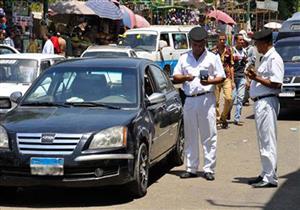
[275,36,300,110]
[0,58,184,197]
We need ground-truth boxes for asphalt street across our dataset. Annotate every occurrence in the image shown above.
[0,103,299,210]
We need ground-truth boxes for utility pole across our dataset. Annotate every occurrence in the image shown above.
[247,0,251,31]
[43,0,48,23]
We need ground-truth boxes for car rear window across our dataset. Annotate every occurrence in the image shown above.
[82,51,129,58]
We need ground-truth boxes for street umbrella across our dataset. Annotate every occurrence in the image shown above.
[120,5,136,29]
[85,0,123,20]
[206,10,236,25]
[264,22,282,29]
[134,14,150,28]
[50,0,95,15]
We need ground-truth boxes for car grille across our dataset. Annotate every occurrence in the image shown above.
[17,133,82,155]
[293,76,300,83]
[284,76,300,84]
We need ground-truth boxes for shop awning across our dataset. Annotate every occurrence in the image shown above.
[50,0,95,15]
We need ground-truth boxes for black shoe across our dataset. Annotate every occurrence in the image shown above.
[252,181,277,188]
[204,172,215,181]
[221,121,228,129]
[234,121,243,126]
[180,172,197,179]
[248,176,263,185]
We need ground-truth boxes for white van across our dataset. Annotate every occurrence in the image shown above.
[0,53,65,114]
[119,25,195,75]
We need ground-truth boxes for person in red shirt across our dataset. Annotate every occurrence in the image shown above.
[50,32,61,54]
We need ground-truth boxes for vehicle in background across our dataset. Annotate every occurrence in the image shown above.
[0,44,20,55]
[275,36,300,110]
[119,25,194,76]
[0,58,184,198]
[119,25,218,77]
[0,53,65,114]
[276,12,300,41]
[80,45,138,58]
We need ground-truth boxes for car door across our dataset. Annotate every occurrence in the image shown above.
[144,66,167,160]
[149,64,182,154]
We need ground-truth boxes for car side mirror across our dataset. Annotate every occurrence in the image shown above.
[159,40,168,50]
[10,91,22,104]
[147,92,166,105]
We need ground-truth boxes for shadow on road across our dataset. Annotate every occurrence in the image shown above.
[232,176,259,185]
[265,169,300,210]
[168,170,206,179]
[206,169,300,209]
[0,160,175,208]
[230,169,300,210]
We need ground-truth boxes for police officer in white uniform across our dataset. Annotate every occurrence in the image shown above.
[173,27,225,180]
[246,29,284,188]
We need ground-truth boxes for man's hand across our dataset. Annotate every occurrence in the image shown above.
[200,78,210,86]
[173,74,195,83]
[201,76,225,85]
[185,74,195,82]
[245,69,257,80]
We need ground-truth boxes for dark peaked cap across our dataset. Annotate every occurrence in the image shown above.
[188,27,208,41]
[253,29,273,40]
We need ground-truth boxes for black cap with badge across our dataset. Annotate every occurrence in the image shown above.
[188,26,208,42]
[253,28,273,42]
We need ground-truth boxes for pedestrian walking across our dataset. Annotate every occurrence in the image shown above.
[42,33,54,54]
[240,30,255,106]
[173,26,225,181]
[232,34,248,125]
[246,29,284,188]
[212,32,234,129]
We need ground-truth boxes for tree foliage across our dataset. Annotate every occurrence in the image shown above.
[278,0,296,20]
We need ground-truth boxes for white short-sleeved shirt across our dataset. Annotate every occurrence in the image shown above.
[173,49,225,96]
[42,39,54,54]
[250,47,284,98]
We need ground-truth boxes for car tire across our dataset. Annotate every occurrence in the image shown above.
[169,123,184,166]
[129,142,149,198]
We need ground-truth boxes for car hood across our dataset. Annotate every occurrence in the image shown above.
[0,83,31,97]
[284,63,300,76]
[2,107,139,133]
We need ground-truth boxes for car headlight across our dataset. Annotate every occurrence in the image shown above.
[0,126,9,149]
[88,126,127,149]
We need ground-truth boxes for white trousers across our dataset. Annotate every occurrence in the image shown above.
[183,93,217,174]
[254,97,279,185]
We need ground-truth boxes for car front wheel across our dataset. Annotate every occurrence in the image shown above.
[129,142,149,198]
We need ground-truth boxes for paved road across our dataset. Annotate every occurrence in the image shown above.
[0,104,299,210]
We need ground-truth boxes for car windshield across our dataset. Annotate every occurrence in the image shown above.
[82,51,129,58]
[22,67,138,108]
[119,34,157,51]
[275,44,300,62]
[0,59,38,83]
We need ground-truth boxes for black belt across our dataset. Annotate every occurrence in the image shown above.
[251,94,277,102]
[186,92,211,97]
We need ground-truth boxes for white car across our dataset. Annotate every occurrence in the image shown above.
[0,44,20,55]
[80,45,138,58]
[0,53,65,114]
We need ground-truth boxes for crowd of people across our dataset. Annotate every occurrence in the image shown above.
[173,26,283,189]
[155,9,200,25]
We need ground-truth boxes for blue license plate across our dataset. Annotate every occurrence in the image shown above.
[30,157,64,176]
